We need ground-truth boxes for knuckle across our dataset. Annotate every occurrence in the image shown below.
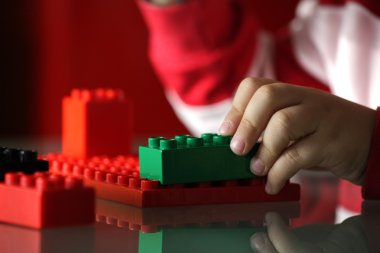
[240,77,275,91]
[260,144,277,165]
[240,77,259,91]
[256,85,278,101]
[241,118,260,135]
[262,144,276,157]
[285,147,302,166]
[230,105,244,117]
[231,99,247,117]
[272,111,293,135]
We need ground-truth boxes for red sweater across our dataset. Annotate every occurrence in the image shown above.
[137,0,380,211]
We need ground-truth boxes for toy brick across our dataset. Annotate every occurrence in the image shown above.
[96,199,300,233]
[85,179,300,207]
[46,154,300,208]
[0,172,95,228]
[62,89,132,159]
[139,134,260,184]
[0,148,48,181]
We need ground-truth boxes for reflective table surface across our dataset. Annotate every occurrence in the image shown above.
[1,139,379,253]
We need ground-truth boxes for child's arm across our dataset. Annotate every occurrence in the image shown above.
[219,77,377,195]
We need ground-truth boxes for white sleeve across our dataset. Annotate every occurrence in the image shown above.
[292,0,380,109]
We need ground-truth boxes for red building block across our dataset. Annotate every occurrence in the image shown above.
[95,199,300,233]
[46,154,300,208]
[62,89,132,159]
[0,172,95,228]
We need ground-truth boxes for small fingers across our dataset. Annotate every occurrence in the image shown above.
[231,84,305,155]
[266,134,323,194]
[219,77,276,136]
[251,105,320,176]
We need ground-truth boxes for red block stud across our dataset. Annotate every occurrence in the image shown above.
[117,175,129,186]
[106,173,117,184]
[141,180,159,190]
[0,172,95,228]
[62,88,132,159]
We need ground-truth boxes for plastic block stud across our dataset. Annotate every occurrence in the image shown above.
[0,147,49,181]
[62,88,132,158]
[139,134,260,184]
[46,154,300,208]
[0,172,95,228]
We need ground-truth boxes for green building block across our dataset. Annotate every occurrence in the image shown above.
[139,133,260,185]
[138,226,264,253]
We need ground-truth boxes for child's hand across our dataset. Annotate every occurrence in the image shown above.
[219,77,376,194]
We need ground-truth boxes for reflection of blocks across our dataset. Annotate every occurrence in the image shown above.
[139,134,260,184]
[46,154,300,208]
[139,227,262,253]
[0,147,48,181]
[62,89,132,159]
[0,172,95,228]
[96,199,300,233]
[0,223,94,253]
[95,201,299,253]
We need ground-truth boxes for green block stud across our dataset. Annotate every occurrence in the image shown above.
[139,133,260,185]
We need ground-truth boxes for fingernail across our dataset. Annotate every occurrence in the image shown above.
[230,136,245,154]
[265,183,273,195]
[251,233,266,250]
[219,121,231,135]
[250,157,265,175]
